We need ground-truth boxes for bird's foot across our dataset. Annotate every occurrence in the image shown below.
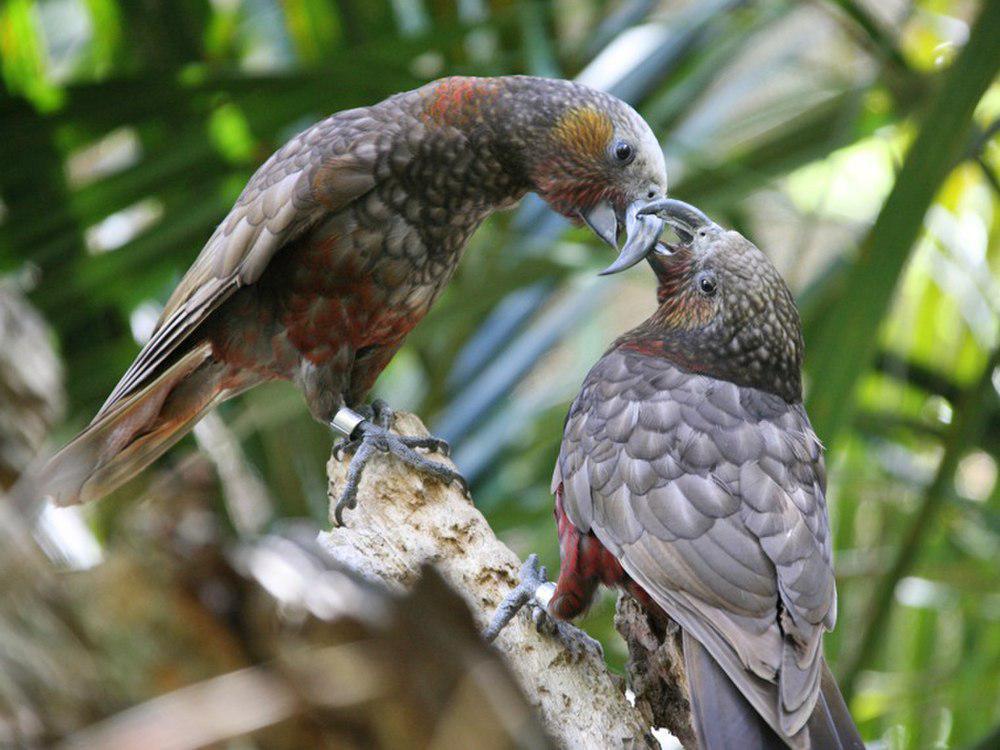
[330,404,463,526]
[484,554,603,661]
[333,400,452,459]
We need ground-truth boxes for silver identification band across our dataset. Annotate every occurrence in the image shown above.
[330,407,365,438]
[534,581,556,608]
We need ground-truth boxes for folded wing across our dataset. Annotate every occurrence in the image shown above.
[554,347,835,746]
[98,112,382,418]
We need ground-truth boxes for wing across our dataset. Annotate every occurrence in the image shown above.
[97,109,383,417]
[554,347,834,742]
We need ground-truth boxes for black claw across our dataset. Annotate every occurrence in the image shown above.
[333,438,378,526]
[332,438,353,461]
[431,438,451,456]
[532,606,553,635]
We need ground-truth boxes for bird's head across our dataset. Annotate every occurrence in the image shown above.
[495,77,668,267]
[612,199,804,403]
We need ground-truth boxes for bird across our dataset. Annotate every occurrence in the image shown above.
[487,199,863,749]
[24,75,668,524]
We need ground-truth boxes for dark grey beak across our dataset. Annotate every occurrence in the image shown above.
[578,200,618,249]
[638,198,715,244]
[598,200,665,276]
[597,198,718,276]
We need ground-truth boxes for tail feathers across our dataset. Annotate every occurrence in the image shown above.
[683,629,787,750]
[24,344,224,508]
[803,663,865,750]
[683,631,863,750]
[780,634,824,737]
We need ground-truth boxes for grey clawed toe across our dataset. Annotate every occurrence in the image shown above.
[484,554,603,661]
[331,407,465,526]
[484,554,551,642]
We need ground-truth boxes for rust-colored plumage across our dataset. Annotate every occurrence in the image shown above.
[32,76,667,510]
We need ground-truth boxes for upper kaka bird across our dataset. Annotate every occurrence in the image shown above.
[26,76,667,522]
[489,200,862,749]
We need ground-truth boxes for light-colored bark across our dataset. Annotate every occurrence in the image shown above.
[319,412,660,749]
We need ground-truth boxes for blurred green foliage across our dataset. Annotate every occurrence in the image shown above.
[1,1,998,747]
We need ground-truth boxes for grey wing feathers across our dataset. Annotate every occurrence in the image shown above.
[556,347,835,746]
[97,113,379,417]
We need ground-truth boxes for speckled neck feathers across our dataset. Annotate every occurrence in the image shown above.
[413,76,662,216]
[617,234,804,404]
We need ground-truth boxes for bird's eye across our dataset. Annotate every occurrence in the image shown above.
[696,272,717,297]
[612,140,635,165]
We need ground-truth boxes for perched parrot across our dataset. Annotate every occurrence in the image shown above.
[28,76,667,523]
[488,200,862,749]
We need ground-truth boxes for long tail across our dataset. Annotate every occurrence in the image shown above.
[683,631,863,750]
[684,630,786,749]
[804,662,865,750]
[15,343,230,511]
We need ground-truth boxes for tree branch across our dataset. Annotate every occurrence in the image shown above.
[320,412,693,748]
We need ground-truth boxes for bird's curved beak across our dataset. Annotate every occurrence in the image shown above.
[640,198,714,243]
[579,199,665,264]
[578,200,619,249]
[598,198,716,276]
[596,200,665,276]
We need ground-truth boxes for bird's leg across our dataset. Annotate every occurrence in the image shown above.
[329,404,465,526]
[484,554,603,660]
[368,398,395,429]
[331,403,375,459]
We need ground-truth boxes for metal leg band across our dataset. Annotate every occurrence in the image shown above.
[330,406,366,438]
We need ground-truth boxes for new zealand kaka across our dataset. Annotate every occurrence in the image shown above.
[490,200,863,749]
[28,76,668,523]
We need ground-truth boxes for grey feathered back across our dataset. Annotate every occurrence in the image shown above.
[554,348,835,747]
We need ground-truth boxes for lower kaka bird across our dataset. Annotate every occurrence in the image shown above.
[488,200,862,749]
[25,76,668,522]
